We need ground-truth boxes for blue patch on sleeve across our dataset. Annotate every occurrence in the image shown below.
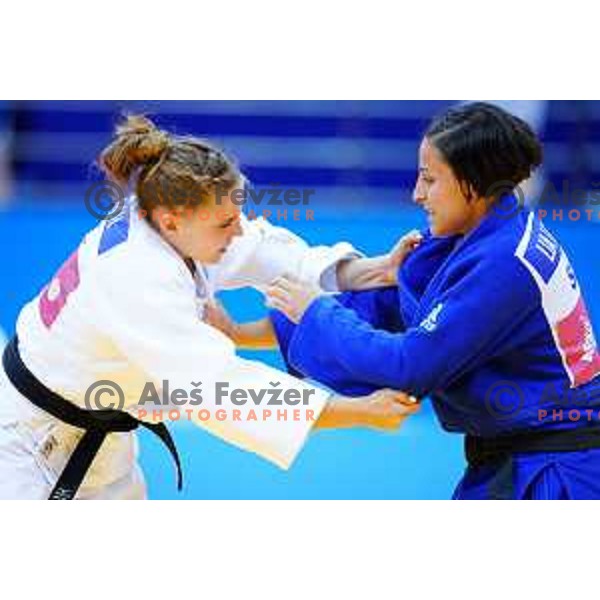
[98,210,131,255]
[523,218,562,283]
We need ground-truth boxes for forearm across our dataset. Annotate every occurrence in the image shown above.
[314,394,417,431]
[232,318,278,350]
[335,229,423,291]
[336,256,396,291]
[314,398,373,429]
[291,296,414,391]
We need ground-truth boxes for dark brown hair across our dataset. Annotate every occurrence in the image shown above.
[99,114,240,212]
[426,102,543,201]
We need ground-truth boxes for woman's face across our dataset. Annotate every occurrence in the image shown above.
[413,138,487,237]
[152,182,244,264]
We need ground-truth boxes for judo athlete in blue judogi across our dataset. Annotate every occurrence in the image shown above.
[267,102,600,499]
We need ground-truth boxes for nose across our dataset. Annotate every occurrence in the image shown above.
[232,219,243,238]
[413,180,425,205]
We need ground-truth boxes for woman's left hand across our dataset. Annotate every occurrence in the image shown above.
[266,275,323,324]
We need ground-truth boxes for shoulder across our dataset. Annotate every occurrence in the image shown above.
[461,212,540,273]
[513,212,564,285]
[444,214,545,305]
[482,211,565,289]
[93,210,193,296]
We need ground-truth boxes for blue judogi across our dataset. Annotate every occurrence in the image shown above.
[270,204,600,499]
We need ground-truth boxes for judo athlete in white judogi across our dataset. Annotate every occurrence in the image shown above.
[0,116,416,499]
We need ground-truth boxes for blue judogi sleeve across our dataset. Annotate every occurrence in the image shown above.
[284,256,540,398]
[270,286,405,395]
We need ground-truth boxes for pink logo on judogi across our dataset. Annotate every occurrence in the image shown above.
[555,296,600,386]
[39,250,81,329]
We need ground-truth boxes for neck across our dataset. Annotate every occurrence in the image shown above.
[460,198,490,235]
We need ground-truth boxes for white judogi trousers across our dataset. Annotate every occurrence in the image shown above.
[0,365,146,500]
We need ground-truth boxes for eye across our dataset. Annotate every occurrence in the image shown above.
[418,170,434,186]
[218,218,238,229]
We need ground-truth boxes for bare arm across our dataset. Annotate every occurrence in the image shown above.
[204,300,277,350]
[233,319,277,350]
[315,389,420,431]
[204,302,421,431]
[336,230,423,290]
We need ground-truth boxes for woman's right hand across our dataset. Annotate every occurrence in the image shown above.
[315,389,420,431]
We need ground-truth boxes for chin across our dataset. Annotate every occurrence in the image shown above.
[207,250,229,264]
[202,255,221,265]
[430,223,444,236]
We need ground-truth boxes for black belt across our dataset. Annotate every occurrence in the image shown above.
[465,425,600,469]
[2,337,183,500]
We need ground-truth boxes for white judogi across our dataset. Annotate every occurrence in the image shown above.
[0,201,359,499]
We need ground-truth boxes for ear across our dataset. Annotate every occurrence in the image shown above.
[153,206,180,232]
[459,180,478,203]
[164,217,178,231]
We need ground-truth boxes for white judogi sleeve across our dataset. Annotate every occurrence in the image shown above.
[207,214,362,292]
[91,233,329,470]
